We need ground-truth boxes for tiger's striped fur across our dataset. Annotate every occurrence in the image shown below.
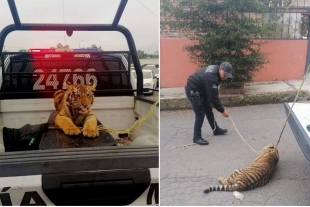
[204,144,279,193]
[54,82,99,138]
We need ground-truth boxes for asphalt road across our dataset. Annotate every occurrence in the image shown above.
[160,103,310,206]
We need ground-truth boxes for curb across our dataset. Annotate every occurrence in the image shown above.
[160,90,310,111]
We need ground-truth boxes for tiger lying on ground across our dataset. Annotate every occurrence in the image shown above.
[204,144,279,193]
[54,82,99,138]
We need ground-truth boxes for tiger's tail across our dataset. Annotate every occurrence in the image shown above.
[203,185,236,193]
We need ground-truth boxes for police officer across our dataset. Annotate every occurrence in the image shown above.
[185,62,233,145]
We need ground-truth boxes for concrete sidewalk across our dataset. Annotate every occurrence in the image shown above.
[160,78,310,110]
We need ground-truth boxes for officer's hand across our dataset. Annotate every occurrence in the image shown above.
[222,109,229,117]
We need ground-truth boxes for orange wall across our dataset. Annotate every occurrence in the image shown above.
[160,38,308,88]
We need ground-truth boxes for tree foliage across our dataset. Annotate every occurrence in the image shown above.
[91,44,98,49]
[161,0,292,87]
[56,43,70,49]
[137,50,159,59]
[137,50,148,59]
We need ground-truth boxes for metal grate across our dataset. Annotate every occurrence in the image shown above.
[161,0,310,40]
[1,51,133,98]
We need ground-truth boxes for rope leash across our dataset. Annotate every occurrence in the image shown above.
[172,111,217,149]
[228,116,258,154]
[232,65,310,152]
[171,126,216,149]
[229,65,310,152]
[171,143,197,149]
[171,113,258,153]
[98,99,159,135]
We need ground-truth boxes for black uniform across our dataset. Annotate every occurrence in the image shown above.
[187,65,225,113]
[185,65,225,139]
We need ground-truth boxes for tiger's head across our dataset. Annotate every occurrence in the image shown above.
[254,143,279,165]
[65,82,95,115]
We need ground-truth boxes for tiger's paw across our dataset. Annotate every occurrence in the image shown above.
[82,127,99,138]
[63,126,81,136]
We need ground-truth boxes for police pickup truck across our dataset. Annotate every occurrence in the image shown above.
[0,0,159,205]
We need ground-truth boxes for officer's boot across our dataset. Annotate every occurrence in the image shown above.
[213,126,228,136]
[193,137,209,145]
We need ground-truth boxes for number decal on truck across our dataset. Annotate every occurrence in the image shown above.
[33,69,46,90]
[33,68,98,90]
[46,69,59,90]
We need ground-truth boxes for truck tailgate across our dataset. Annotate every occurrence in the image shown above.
[0,146,158,205]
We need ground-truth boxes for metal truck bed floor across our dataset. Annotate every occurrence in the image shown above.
[284,102,310,162]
